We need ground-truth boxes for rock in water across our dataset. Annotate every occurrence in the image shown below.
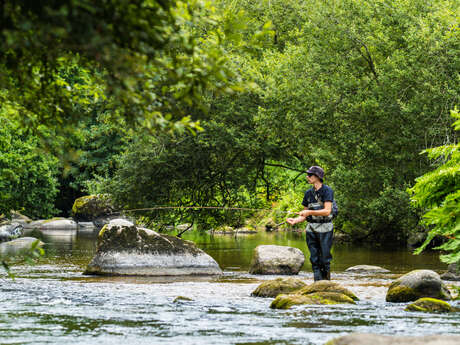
[84,221,222,276]
[0,223,24,242]
[251,277,307,297]
[270,291,356,309]
[405,298,457,313]
[72,194,115,222]
[0,237,44,256]
[25,218,77,231]
[386,269,452,302]
[441,263,460,281]
[345,265,390,274]
[268,280,359,309]
[297,281,359,301]
[249,245,305,275]
[324,333,460,345]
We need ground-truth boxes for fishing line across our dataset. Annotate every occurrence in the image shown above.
[111,206,294,214]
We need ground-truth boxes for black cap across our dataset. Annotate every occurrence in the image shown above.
[307,166,324,180]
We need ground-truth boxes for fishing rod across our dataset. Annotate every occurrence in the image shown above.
[110,205,295,233]
[111,205,295,214]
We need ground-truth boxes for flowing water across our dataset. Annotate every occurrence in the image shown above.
[1,229,459,345]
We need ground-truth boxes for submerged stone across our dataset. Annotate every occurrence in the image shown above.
[173,296,193,303]
[405,297,457,313]
[84,221,222,276]
[251,277,307,298]
[386,270,452,303]
[249,245,305,275]
[345,265,390,274]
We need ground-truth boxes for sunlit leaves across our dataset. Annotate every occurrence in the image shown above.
[410,109,460,263]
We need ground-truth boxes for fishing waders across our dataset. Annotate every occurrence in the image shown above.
[306,227,333,281]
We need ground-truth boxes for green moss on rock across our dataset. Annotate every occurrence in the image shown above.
[386,284,420,302]
[173,296,193,303]
[405,298,453,313]
[270,291,355,309]
[386,270,452,303]
[270,294,315,309]
[297,281,359,301]
[72,195,114,221]
[308,292,356,305]
[251,278,307,298]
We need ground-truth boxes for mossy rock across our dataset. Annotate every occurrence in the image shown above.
[173,296,193,303]
[72,195,115,221]
[270,292,355,309]
[96,224,202,256]
[386,270,452,303]
[84,221,222,276]
[386,285,422,303]
[251,277,307,298]
[405,297,456,313]
[297,281,359,301]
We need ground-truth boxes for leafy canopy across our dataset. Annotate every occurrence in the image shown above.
[0,0,239,132]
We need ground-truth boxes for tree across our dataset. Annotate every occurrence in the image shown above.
[0,109,59,218]
[410,108,460,264]
[0,0,238,133]
[241,0,459,242]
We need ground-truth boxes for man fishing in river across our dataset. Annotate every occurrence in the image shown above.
[286,166,335,281]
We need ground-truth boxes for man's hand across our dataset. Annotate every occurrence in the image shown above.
[297,210,311,217]
[286,216,306,225]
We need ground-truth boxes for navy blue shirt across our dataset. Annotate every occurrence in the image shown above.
[302,184,334,223]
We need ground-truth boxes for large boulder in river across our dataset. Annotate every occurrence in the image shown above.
[0,237,44,256]
[324,333,460,345]
[84,220,222,276]
[249,245,305,275]
[0,223,24,242]
[251,277,307,297]
[441,263,460,281]
[72,195,115,222]
[386,269,452,302]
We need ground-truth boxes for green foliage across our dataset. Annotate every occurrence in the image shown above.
[1,0,459,247]
[0,0,240,134]
[99,0,459,244]
[0,108,59,219]
[104,121,269,229]
[229,0,459,242]
[409,109,460,264]
[53,114,130,215]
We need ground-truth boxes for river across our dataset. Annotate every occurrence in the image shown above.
[1,228,459,345]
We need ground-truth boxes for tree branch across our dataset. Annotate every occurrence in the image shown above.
[265,163,305,173]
